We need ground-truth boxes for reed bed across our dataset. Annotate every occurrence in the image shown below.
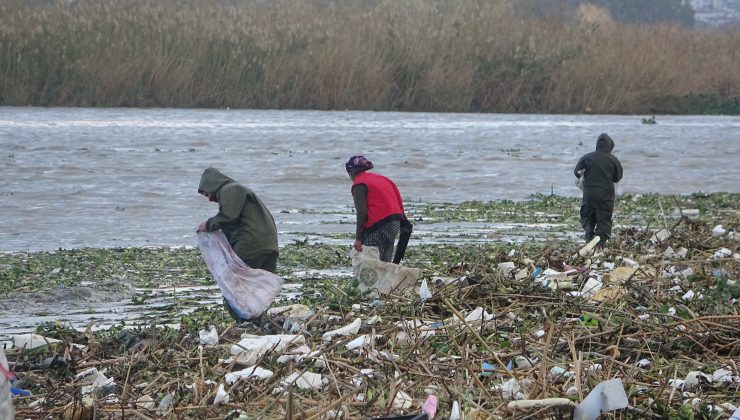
[1,0,739,113]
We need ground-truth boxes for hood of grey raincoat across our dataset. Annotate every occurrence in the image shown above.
[199,167,235,195]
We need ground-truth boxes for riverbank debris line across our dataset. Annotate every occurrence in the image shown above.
[5,213,739,419]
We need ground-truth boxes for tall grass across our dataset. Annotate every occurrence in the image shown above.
[1,0,739,113]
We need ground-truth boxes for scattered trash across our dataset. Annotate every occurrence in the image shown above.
[419,279,432,301]
[449,401,461,420]
[651,229,671,244]
[322,318,362,341]
[573,378,629,420]
[497,262,516,276]
[225,366,274,385]
[422,394,437,418]
[213,384,229,405]
[684,371,712,390]
[199,325,219,345]
[75,367,115,395]
[578,236,601,257]
[712,368,734,384]
[282,371,327,390]
[480,362,497,376]
[713,247,732,259]
[352,247,421,294]
[230,334,305,365]
[508,398,576,411]
[11,334,62,350]
[712,224,727,237]
[499,378,522,400]
[392,390,413,409]
[682,290,695,301]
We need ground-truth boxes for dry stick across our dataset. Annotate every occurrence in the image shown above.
[534,321,555,400]
[442,298,517,379]
[303,385,364,420]
[568,335,584,402]
[121,350,141,402]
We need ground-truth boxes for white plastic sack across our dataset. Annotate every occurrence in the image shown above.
[351,247,421,294]
[197,232,284,320]
[575,169,585,190]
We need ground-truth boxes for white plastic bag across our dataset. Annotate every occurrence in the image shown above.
[351,246,421,295]
[197,231,284,320]
[575,169,585,190]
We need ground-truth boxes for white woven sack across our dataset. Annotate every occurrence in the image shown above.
[351,247,421,295]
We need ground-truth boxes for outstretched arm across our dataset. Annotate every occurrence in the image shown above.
[351,184,368,251]
[206,184,247,231]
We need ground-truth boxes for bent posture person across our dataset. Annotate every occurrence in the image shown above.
[346,155,410,262]
[574,133,623,248]
[197,167,279,272]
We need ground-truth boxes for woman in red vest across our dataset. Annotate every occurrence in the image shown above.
[346,155,409,262]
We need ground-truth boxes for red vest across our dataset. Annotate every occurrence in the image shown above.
[352,172,405,229]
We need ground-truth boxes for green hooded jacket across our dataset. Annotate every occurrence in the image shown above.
[198,168,278,262]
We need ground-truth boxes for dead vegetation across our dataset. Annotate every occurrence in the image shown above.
[4,213,739,419]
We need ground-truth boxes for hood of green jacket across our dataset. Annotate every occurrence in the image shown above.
[596,133,614,153]
[199,167,235,195]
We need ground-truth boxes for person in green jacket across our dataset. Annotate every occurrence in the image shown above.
[574,133,623,248]
[197,167,279,273]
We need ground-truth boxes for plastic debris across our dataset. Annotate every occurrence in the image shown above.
[712,224,727,237]
[11,334,62,350]
[282,371,327,390]
[225,366,274,385]
[651,228,671,244]
[422,394,438,418]
[346,334,380,351]
[573,378,629,420]
[497,262,516,276]
[322,318,362,341]
[267,304,313,320]
[351,247,421,294]
[499,378,522,400]
[712,368,733,384]
[137,395,156,410]
[392,390,413,409]
[75,367,114,395]
[213,384,229,405]
[578,236,601,257]
[450,401,461,420]
[684,371,712,390]
[508,398,576,411]
[480,361,497,376]
[230,334,305,365]
[199,325,219,345]
[636,359,651,368]
[713,248,732,259]
[419,279,432,301]
[682,290,695,301]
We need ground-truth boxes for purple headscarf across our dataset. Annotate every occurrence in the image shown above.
[345,155,374,174]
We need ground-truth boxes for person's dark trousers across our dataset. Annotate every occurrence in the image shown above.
[225,250,280,322]
[580,198,614,244]
[242,250,279,274]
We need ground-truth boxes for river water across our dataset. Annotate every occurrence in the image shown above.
[2,107,739,252]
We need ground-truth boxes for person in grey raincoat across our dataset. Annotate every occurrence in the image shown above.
[574,133,623,248]
[197,167,279,272]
